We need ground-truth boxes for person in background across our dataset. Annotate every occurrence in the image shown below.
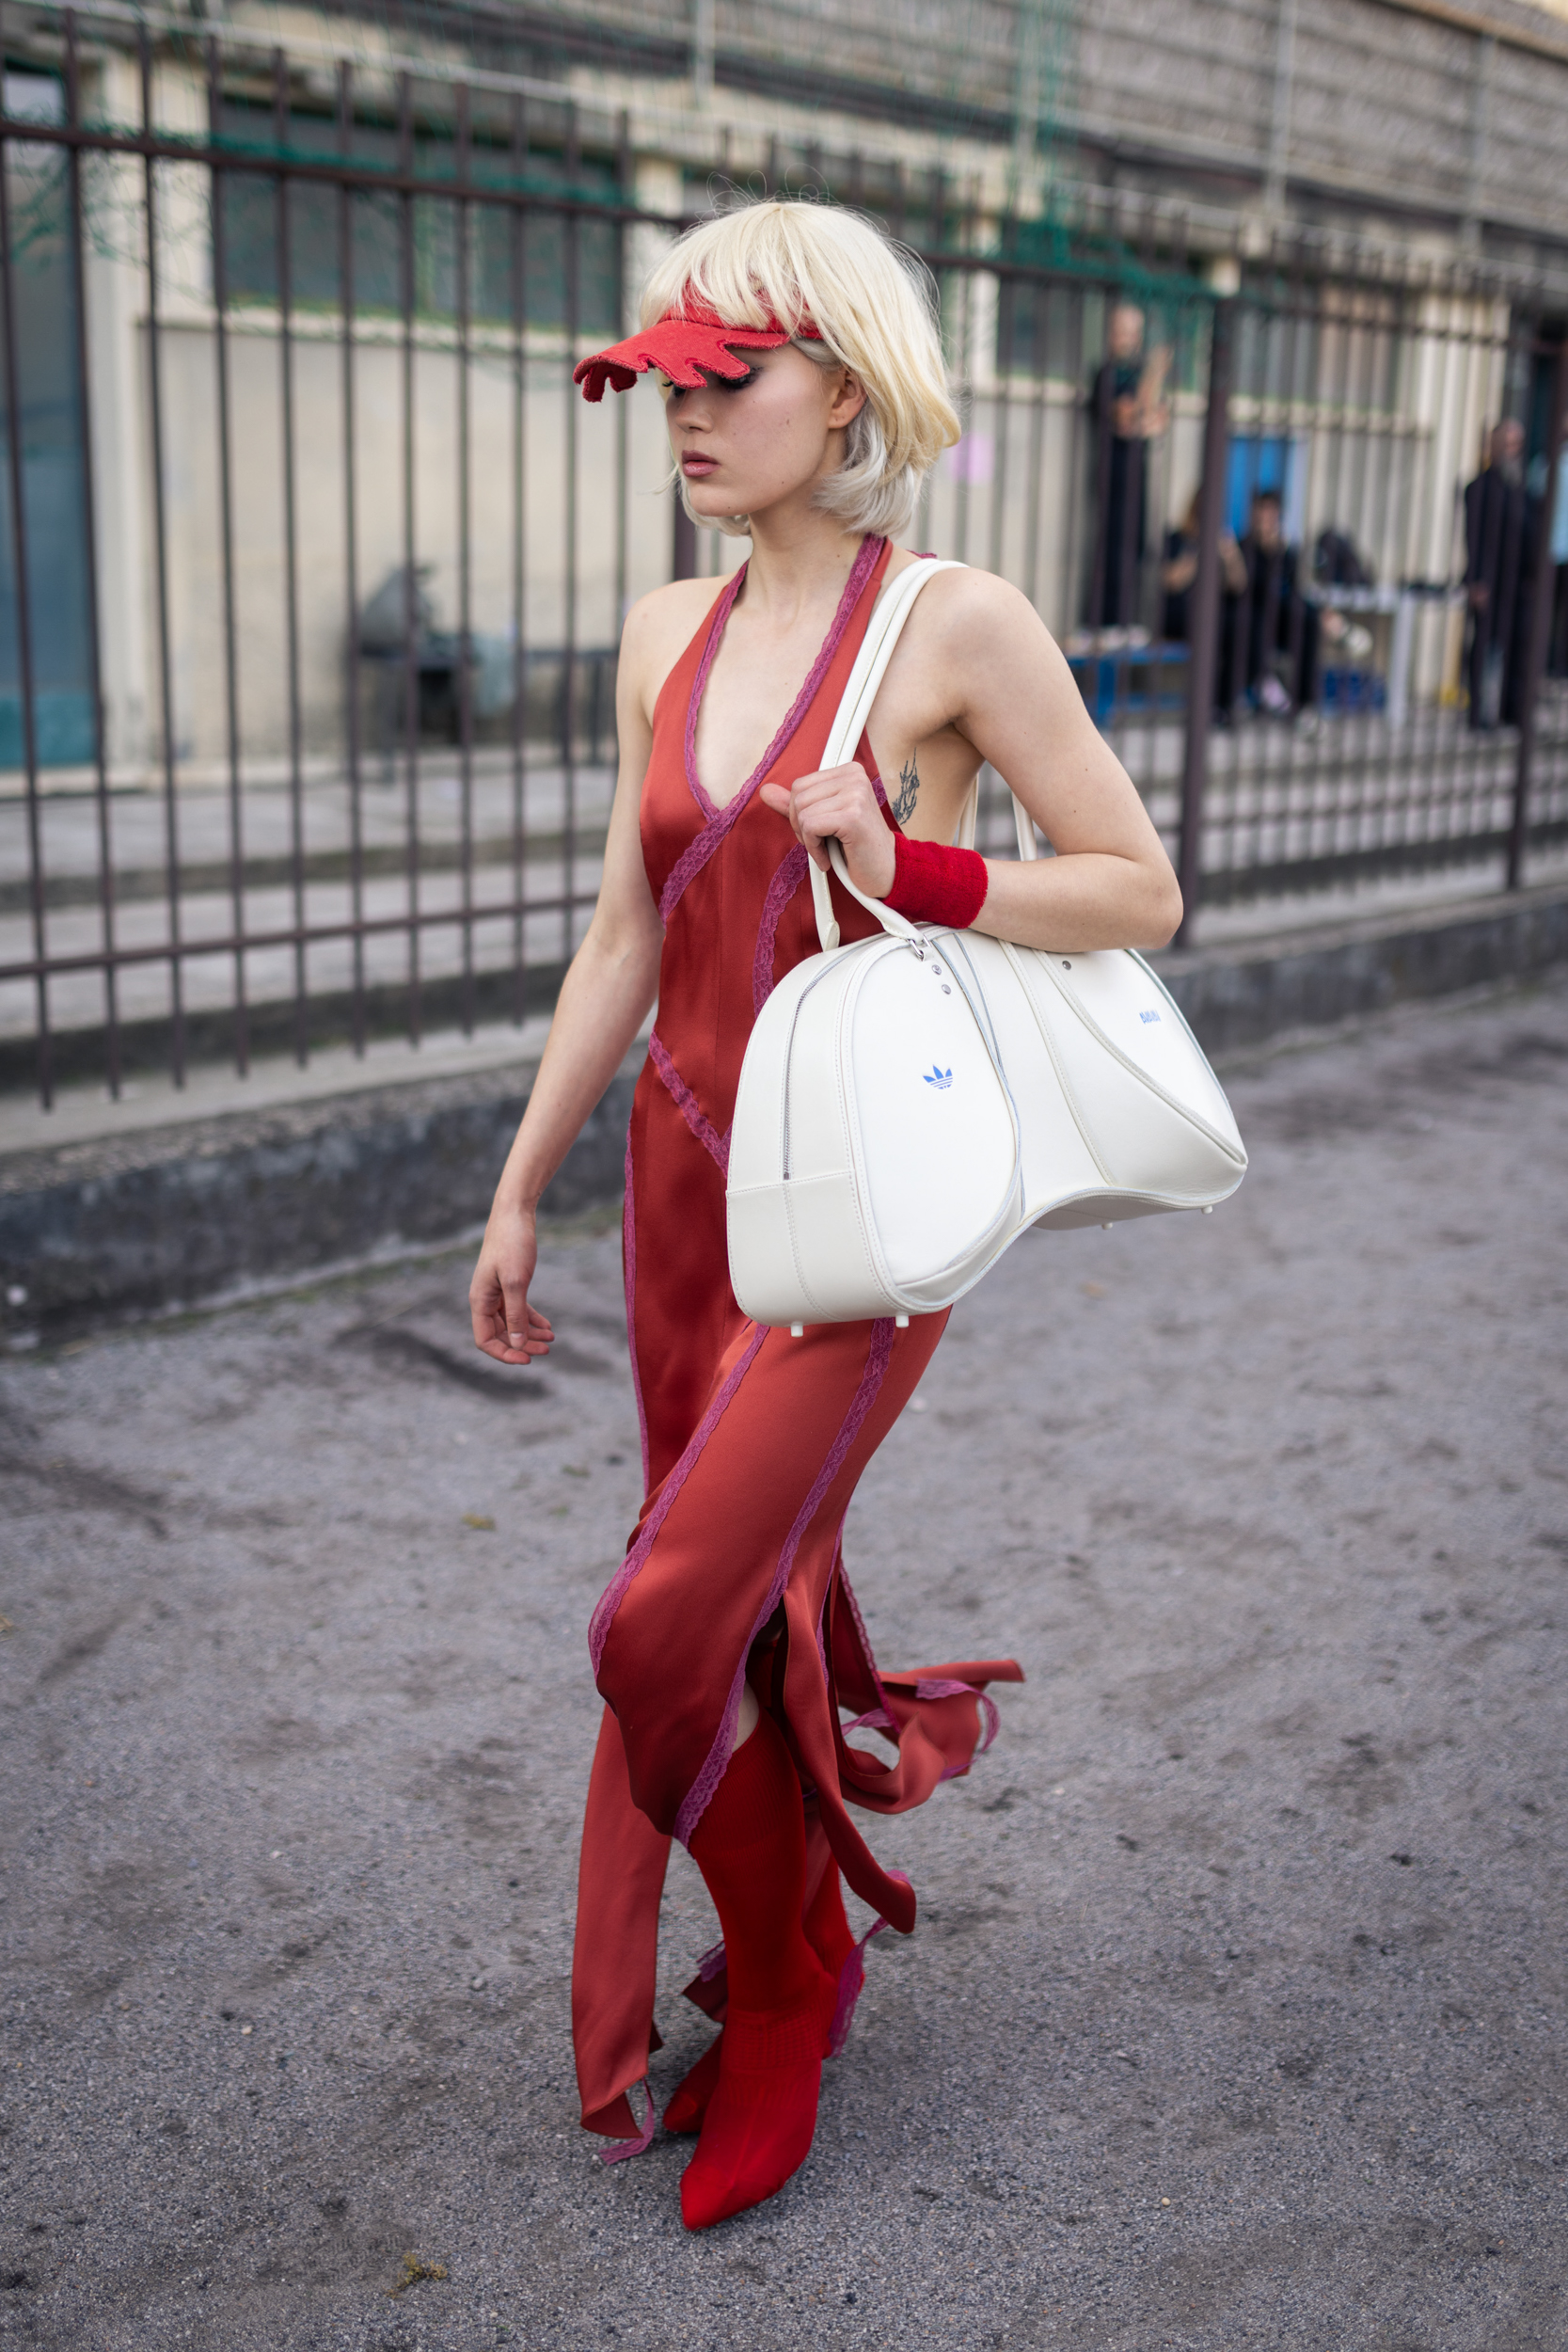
[1240,488,1321,717]
[1545,415,1568,680]
[1464,419,1530,728]
[1161,486,1246,715]
[1089,303,1170,629]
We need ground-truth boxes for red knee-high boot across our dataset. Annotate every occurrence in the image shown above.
[678,1711,836,2231]
[663,1854,864,2137]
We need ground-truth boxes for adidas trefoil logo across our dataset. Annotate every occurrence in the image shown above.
[923,1065,953,1090]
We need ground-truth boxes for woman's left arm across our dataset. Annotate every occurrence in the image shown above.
[765,572,1183,955]
[947,573,1183,954]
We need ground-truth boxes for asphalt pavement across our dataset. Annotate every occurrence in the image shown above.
[2,977,1566,2352]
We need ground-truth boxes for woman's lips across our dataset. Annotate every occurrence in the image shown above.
[681,453,719,476]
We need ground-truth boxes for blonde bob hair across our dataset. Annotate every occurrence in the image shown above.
[641,199,960,540]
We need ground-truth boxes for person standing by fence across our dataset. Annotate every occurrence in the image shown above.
[1464,419,1532,728]
[1088,302,1170,632]
[1546,408,1568,679]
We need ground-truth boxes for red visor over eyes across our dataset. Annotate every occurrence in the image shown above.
[573,300,821,403]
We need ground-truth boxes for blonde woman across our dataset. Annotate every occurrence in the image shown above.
[469,199,1180,2229]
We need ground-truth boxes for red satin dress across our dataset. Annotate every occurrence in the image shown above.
[572,532,1023,2147]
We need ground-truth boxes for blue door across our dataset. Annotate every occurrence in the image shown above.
[1,70,96,769]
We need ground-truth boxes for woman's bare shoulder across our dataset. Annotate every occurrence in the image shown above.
[892,558,1054,666]
[623,576,731,659]
[620,576,733,713]
[895,555,1040,626]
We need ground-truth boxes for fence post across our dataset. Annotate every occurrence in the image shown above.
[1176,294,1235,945]
[672,486,697,580]
[1507,330,1568,892]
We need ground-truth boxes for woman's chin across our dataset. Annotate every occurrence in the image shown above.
[683,483,749,524]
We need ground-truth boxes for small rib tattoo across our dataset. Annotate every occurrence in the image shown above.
[893,754,920,827]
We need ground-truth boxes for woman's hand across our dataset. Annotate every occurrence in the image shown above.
[758,762,895,899]
[468,1200,555,1366]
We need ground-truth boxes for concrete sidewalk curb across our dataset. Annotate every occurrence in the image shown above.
[4,879,1565,1344]
[1159,877,1568,1052]
[0,1060,637,1348]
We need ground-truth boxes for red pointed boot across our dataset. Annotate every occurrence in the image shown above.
[677,1710,836,2229]
[663,1854,863,2136]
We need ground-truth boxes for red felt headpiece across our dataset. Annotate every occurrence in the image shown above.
[573,299,822,403]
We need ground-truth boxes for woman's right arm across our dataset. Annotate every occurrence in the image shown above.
[468,610,667,1366]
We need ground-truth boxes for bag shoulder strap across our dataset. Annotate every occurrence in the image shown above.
[958,776,1040,865]
[809,556,1038,952]
[810,557,960,952]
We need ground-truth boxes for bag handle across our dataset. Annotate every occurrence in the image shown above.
[809,557,958,951]
[958,777,1040,865]
[808,556,1040,952]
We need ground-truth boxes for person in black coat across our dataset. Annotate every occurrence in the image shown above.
[1464,420,1530,729]
[1239,490,1321,715]
[1088,304,1169,629]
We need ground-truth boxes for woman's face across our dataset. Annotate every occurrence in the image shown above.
[663,343,866,523]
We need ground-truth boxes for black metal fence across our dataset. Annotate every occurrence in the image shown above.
[2,10,1565,1105]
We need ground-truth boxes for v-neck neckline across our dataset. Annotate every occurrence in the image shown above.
[683,535,886,821]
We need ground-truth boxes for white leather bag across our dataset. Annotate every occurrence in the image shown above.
[724,558,1247,1331]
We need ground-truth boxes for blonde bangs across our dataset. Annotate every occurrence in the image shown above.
[641,199,960,538]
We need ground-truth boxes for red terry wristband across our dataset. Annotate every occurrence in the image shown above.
[882,833,989,930]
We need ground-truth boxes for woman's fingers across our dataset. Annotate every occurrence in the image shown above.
[471,1300,554,1365]
[468,1216,553,1365]
[757,765,895,894]
[500,1264,536,1352]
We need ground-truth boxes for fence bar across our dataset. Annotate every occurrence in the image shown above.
[398,72,421,1045]
[509,90,529,1025]
[65,8,119,1097]
[672,488,697,580]
[1021,273,1047,613]
[989,273,1011,584]
[338,59,366,1055]
[207,37,248,1075]
[562,103,580,970]
[0,892,597,980]
[139,25,184,1086]
[1508,330,1568,888]
[614,109,630,645]
[1177,294,1234,941]
[0,108,684,227]
[455,79,476,1034]
[274,49,308,1064]
[0,106,51,1105]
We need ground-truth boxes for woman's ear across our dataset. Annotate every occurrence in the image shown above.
[826,368,868,430]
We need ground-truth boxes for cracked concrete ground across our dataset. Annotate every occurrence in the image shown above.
[2,977,1566,2352]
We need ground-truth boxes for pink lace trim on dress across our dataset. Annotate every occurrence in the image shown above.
[596,2076,657,2167]
[588,1325,768,1677]
[911,1675,1003,1781]
[622,1136,650,1490]
[680,566,747,823]
[672,1316,897,1849]
[752,843,811,1013]
[914,1677,1003,1753]
[647,1030,730,1176]
[834,1558,896,1729]
[658,535,885,924]
[826,1872,911,2057]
